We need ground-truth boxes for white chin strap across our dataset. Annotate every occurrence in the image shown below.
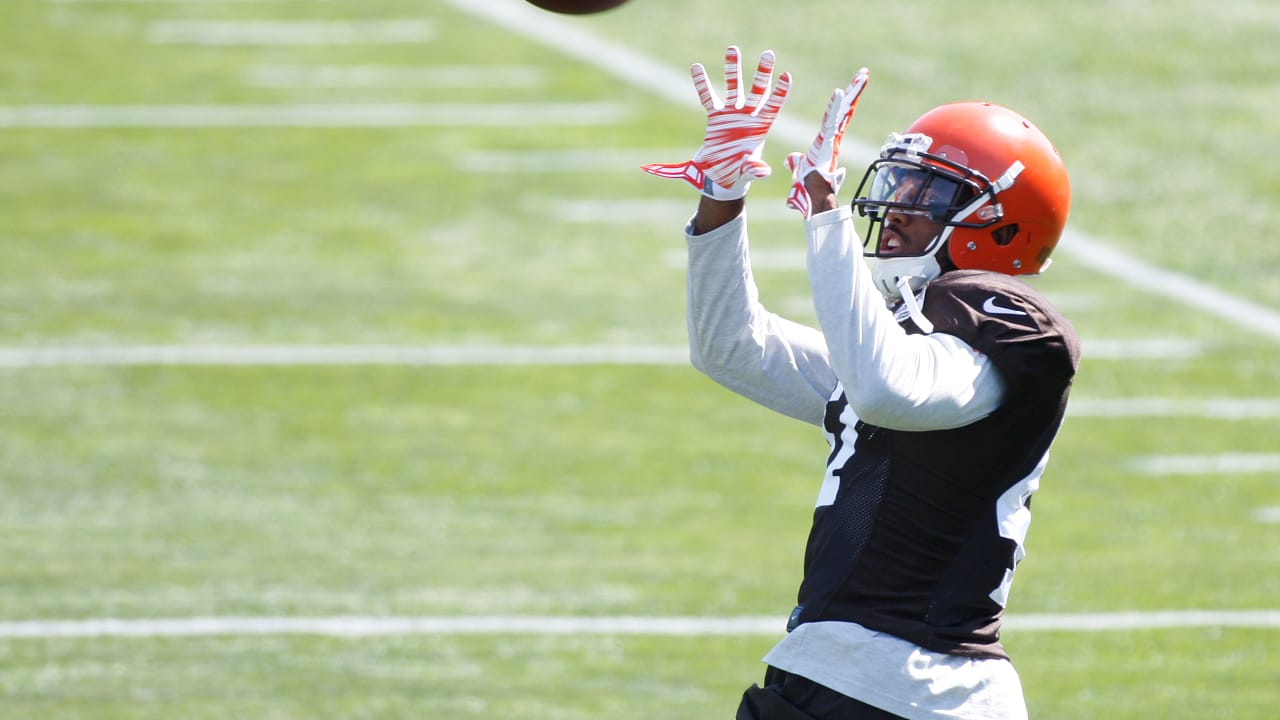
[896,276,934,334]
[867,252,941,300]
[865,253,940,334]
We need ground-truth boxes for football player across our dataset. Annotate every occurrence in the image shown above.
[643,47,1079,720]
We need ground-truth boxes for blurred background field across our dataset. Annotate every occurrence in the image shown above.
[0,0,1276,718]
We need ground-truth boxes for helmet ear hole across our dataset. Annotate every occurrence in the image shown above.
[991,224,1019,247]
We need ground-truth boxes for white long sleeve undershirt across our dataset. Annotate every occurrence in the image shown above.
[685,207,1004,430]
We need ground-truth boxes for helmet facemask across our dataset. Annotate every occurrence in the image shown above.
[851,132,1003,300]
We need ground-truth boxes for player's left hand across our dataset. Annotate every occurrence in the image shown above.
[642,46,791,200]
[785,67,870,218]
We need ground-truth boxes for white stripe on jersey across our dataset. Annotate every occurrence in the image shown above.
[989,451,1049,607]
[818,382,860,508]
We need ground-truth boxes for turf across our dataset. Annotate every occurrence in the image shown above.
[1,0,1276,718]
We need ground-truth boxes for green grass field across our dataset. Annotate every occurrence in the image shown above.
[1,0,1277,718]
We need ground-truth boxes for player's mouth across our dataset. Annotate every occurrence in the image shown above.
[879,226,905,254]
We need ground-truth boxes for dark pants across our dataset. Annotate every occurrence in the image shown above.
[736,667,905,720]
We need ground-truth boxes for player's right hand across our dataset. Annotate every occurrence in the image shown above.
[642,46,791,201]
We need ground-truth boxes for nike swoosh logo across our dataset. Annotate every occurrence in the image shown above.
[982,296,1028,316]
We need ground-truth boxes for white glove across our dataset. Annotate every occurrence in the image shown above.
[784,67,870,218]
[642,46,791,200]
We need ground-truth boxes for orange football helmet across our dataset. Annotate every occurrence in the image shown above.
[851,101,1071,297]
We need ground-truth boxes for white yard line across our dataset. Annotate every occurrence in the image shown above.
[1130,453,1280,475]
[662,247,806,271]
[445,0,1280,343]
[0,344,691,367]
[1056,228,1280,341]
[0,616,780,638]
[0,611,1276,639]
[1080,338,1203,360]
[246,64,546,89]
[148,19,434,45]
[0,104,625,128]
[457,149,690,172]
[554,198,795,224]
[0,343,1217,367]
[1068,397,1280,419]
[1002,610,1280,631]
[53,0,349,3]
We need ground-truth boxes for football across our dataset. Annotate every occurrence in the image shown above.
[525,0,631,14]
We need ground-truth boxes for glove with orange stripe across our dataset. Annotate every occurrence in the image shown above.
[784,67,870,218]
[642,46,791,200]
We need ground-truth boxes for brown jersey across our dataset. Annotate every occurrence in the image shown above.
[789,269,1081,659]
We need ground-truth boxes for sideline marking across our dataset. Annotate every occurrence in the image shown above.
[444,0,1280,343]
[1,611,1277,638]
[0,104,625,128]
[148,19,435,45]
